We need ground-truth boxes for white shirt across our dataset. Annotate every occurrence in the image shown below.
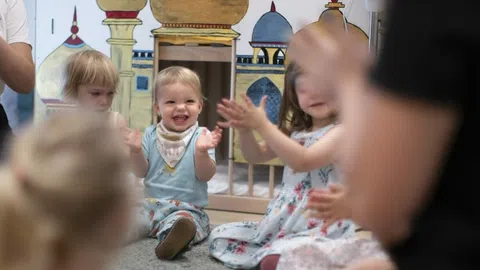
[0,0,30,95]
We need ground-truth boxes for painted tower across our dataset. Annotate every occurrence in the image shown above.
[130,50,154,130]
[96,0,149,125]
[250,2,291,65]
[234,1,292,166]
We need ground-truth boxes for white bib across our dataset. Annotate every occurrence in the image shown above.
[155,120,198,168]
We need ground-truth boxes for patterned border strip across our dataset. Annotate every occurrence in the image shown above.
[163,23,231,29]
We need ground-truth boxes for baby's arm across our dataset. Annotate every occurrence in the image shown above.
[194,147,216,182]
[130,148,148,178]
[216,98,275,163]
[256,122,343,172]
[195,127,222,182]
[115,113,131,157]
[238,128,276,164]
[124,126,149,178]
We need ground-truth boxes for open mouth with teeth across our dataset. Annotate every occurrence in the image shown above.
[173,115,189,124]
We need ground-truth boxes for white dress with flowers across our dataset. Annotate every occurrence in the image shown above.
[208,125,356,269]
[276,237,389,270]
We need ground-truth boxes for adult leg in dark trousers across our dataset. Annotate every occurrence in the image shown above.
[0,103,12,161]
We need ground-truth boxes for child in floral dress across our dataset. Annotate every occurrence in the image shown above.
[210,62,359,269]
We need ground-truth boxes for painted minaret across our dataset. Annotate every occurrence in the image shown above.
[96,0,148,124]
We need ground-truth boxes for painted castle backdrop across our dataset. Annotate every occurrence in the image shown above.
[33,0,369,165]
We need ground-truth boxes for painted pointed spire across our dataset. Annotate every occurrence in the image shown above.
[270,1,276,12]
[65,6,84,46]
[73,6,77,24]
[71,6,79,35]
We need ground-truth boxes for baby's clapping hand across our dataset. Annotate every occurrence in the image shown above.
[122,127,142,154]
[217,94,269,131]
[196,126,222,153]
[307,184,351,231]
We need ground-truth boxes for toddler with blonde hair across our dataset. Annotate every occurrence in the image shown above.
[0,111,134,270]
[124,66,222,260]
[62,49,127,129]
[62,49,141,189]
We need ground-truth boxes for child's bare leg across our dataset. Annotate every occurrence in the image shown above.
[347,258,395,270]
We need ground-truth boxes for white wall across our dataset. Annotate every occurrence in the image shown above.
[35,0,110,67]
[35,0,370,64]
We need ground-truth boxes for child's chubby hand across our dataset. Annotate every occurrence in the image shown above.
[122,127,142,154]
[196,126,223,153]
[216,94,269,131]
[307,183,352,230]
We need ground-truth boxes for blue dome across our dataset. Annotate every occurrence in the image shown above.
[251,2,293,44]
[246,77,282,125]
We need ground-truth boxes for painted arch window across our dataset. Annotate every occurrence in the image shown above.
[246,77,282,125]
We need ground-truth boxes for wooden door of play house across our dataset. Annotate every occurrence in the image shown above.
[152,40,235,163]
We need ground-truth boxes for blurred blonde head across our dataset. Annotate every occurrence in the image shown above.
[0,111,132,270]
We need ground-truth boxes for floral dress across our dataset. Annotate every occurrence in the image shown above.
[208,125,356,269]
[276,237,389,270]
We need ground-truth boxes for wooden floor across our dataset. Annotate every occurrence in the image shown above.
[206,209,263,225]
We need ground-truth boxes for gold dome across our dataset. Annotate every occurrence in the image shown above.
[150,0,249,26]
[318,8,368,42]
[97,0,147,12]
